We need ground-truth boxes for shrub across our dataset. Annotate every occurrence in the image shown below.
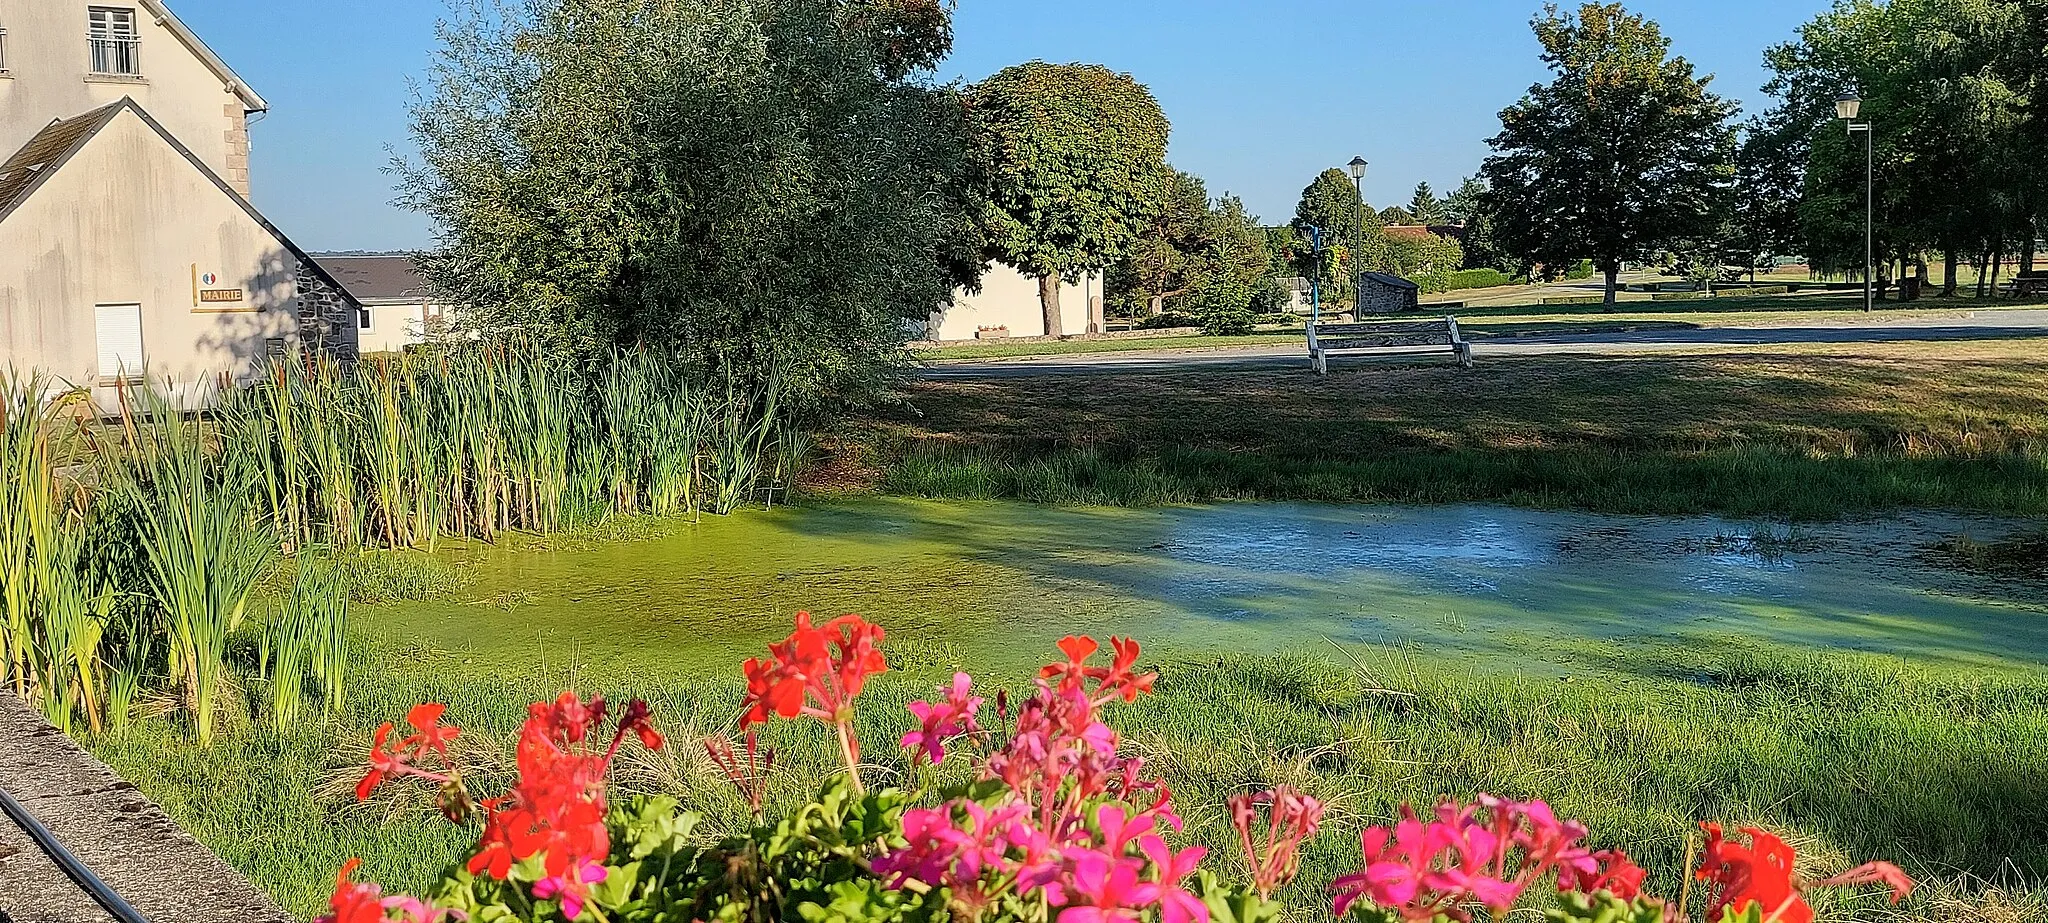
[1565,259,1597,280]
[1444,269,1513,291]
[325,614,1917,923]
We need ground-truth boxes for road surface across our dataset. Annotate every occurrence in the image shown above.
[922,309,2048,379]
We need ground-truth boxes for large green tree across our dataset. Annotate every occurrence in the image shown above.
[1444,176,1510,271]
[1480,2,1738,303]
[1764,0,2027,294]
[397,0,979,407]
[1408,182,1447,225]
[1119,170,1216,316]
[972,62,1172,336]
[1291,168,1381,305]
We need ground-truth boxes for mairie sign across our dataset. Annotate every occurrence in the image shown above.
[192,265,246,307]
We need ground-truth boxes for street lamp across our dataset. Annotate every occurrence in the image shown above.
[1838,91,1873,312]
[1348,157,1368,318]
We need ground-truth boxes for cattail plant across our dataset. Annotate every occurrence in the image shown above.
[264,557,348,729]
[101,381,275,745]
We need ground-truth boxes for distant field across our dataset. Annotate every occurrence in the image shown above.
[915,292,2046,362]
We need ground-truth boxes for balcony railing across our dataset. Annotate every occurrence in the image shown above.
[88,37,140,76]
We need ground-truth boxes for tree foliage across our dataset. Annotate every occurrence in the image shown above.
[397,0,980,409]
[1761,0,2032,293]
[1408,182,1447,225]
[972,62,1172,336]
[1480,2,1737,302]
[1291,168,1382,305]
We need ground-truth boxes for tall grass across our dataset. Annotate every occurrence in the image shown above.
[0,346,800,746]
[222,346,795,550]
[0,371,122,732]
[103,382,275,745]
[263,559,349,729]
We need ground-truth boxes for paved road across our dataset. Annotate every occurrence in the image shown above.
[922,310,2048,379]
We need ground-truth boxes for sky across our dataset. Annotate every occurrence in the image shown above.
[167,0,1836,252]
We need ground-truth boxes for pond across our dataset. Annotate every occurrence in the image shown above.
[363,499,2048,679]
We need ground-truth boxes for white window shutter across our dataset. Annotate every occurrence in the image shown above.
[95,304,144,382]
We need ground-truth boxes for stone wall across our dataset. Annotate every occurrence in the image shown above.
[222,104,251,199]
[295,261,360,361]
[0,696,288,923]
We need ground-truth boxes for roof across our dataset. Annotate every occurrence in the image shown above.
[314,255,432,304]
[0,104,126,219]
[144,0,268,112]
[1362,272,1420,291]
[0,98,355,307]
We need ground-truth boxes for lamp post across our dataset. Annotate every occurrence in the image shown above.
[1837,92,1873,312]
[1349,157,1369,318]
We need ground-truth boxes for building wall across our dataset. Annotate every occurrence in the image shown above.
[0,108,299,403]
[929,264,1098,341]
[0,0,254,194]
[358,301,427,354]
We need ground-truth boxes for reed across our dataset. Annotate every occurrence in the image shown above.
[103,381,275,745]
[223,345,789,548]
[263,559,348,729]
[0,346,793,746]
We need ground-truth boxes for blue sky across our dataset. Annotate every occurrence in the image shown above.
[168,0,1834,251]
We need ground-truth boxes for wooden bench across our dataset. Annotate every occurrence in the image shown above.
[1307,316,1472,374]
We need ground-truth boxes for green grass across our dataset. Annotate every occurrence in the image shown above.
[916,332,1300,361]
[86,636,2048,921]
[848,339,2048,520]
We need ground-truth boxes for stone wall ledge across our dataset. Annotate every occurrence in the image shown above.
[0,696,289,923]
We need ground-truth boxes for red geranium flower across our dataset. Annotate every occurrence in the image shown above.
[741,612,888,727]
[1698,823,1812,923]
[1561,848,1646,900]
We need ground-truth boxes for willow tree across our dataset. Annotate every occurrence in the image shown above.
[397,0,980,409]
[1480,3,1737,303]
[972,62,1171,337]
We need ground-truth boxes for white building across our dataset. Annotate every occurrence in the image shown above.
[0,0,357,402]
[926,263,1103,342]
[317,254,451,354]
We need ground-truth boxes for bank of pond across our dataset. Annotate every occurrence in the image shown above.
[71,499,2048,921]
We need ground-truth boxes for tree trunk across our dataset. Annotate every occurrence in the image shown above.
[1039,272,1063,338]
[1602,263,1619,306]
[1148,294,1166,316]
[1991,245,2006,298]
[1977,253,1990,299]
[1943,248,1958,297]
[2026,226,2039,275]
[1089,294,1105,335]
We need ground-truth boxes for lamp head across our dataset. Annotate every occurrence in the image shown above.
[1348,156,1369,180]
[1836,92,1862,121]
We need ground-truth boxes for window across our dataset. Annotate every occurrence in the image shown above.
[359,308,373,331]
[94,304,145,384]
[0,26,11,75]
[88,7,140,76]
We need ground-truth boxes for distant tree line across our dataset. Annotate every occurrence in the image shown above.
[1455,0,2048,304]
[404,0,2046,402]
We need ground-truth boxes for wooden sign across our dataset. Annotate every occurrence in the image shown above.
[199,288,245,303]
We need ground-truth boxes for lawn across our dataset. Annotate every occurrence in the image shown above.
[857,338,2048,520]
[88,587,2048,923]
[911,292,2047,362]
